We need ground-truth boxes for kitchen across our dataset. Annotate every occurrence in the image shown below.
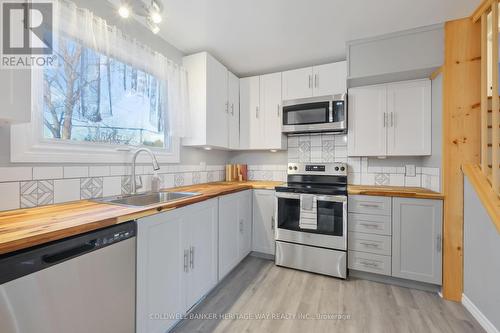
[0,0,499,333]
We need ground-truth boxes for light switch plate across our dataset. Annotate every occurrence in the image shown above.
[405,165,416,177]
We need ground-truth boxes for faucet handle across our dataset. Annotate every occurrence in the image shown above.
[135,176,143,190]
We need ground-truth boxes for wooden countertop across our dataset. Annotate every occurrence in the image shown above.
[0,181,282,255]
[348,185,444,199]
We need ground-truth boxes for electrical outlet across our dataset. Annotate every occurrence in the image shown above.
[405,164,416,177]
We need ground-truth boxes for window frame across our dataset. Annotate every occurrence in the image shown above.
[10,66,180,164]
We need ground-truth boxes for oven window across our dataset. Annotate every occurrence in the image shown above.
[317,200,344,236]
[277,197,344,236]
[283,102,329,125]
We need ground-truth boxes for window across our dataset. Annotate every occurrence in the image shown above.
[43,36,167,148]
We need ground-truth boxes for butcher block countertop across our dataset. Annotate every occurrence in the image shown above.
[348,185,444,199]
[0,181,282,255]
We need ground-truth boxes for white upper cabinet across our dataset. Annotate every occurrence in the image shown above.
[182,52,238,149]
[261,72,286,150]
[348,79,431,157]
[312,61,347,96]
[240,73,286,150]
[228,71,240,149]
[240,76,262,149]
[282,66,313,100]
[386,80,431,155]
[0,69,31,124]
[348,84,388,156]
[282,61,347,101]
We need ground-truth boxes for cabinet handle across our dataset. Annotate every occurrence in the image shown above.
[308,75,312,89]
[360,222,379,229]
[361,261,379,268]
[271,216,275,230]
[390,112,394,127]
[231,103,234,116]
[383,113,387,128]
[360,242,380,248]
[189,246,194,269]
[359,203,380,208]
[437,234,442,253]
[184,249,189,272]
[256,106,259,118]
[277,104,280,117]
[239,219,244,233]
[315,74,319,88]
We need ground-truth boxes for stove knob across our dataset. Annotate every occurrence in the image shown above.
[293,166,298,170]
[334,167,339,171]
[340,166,345,171]
[288,166,293,170]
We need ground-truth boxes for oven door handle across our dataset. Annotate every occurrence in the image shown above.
[315,195,347,203]
[275,192,301,200]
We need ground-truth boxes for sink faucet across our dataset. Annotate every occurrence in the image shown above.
[131,148,160,195]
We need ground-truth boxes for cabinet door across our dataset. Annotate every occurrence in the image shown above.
[282,67,313,100]
[228,71,240,149]
[252,190,276,255]
[239,76,262,149]
[137,210,184,333]
[387,80,431,156]
[238,190,253,260]
[184,199,219,310]
[206,54,229,148]
[312,61,347,96]
[348,84,387,156]
[261,72,285,150]
[218,194,240,279]
[392,198,443,285]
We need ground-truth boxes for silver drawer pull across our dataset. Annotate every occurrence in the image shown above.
[360,242,380,248]
[189,246,194,269]
[359,203,381,208]
[359,223,379,229]
[361,261,379,268]
[183,249,189,272]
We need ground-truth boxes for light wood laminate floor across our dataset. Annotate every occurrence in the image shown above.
[172,256,484,333]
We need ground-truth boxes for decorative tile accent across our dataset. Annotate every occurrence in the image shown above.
[192,172,201,184]
[20,180,54,208]
[80,177,103,199]
[121,176,131,194]
[374,173,390,186]
[298,141,311,162]
[321,140,335,162]
[174,174,184,187]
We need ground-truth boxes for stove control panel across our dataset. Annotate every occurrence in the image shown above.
[287,163,347,176]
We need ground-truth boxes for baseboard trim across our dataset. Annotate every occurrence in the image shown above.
[462,294,499,333]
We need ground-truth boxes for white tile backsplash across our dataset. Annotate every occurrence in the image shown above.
[89,166,110,177]
[54,179,81,203]
[0,183,20,211]
[33,167,63,180]
[103,176,122,197]
[0,167,32,182]
[64,166,88,178]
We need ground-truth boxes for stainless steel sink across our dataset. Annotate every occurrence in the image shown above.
[94,192,201,207]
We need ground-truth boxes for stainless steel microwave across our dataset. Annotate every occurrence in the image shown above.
[281,94,347,134]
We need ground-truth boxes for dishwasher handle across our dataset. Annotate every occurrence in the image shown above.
[42,240,98,264]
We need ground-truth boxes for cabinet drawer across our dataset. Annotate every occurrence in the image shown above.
[348,232,391,256]
[348,213,392,235]
[348,251,391,276]
[348,195,391,216]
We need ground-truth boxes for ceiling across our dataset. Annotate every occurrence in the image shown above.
[122,0,480,77]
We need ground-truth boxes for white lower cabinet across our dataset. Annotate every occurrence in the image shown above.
[136,199,218,333]
[348,195,443,285]
[252,189,276,255]
[392,197,443,285]
[218,190,252,279]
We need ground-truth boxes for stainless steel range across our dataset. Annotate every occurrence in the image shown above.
[275,162,348,279]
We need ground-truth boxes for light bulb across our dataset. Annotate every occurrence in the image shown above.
[150,11,162,24]
[151,25,160,34]
[118,5,130,18]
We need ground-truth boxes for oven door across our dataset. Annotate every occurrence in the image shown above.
[281,95,346,134]
[275,192,347,250]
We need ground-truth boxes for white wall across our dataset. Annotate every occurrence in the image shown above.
[463,177,500,332]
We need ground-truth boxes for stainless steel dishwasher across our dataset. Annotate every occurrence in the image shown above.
[0,221,136,333]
